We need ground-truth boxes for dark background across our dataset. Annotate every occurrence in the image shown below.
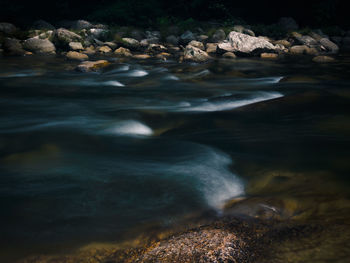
[0,0,348,28]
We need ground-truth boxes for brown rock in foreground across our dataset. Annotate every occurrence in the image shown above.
[76,60,110,72]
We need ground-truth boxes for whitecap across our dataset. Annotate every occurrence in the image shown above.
[127,70,149,77]
[104,120,153,136]
[102,80,125,87]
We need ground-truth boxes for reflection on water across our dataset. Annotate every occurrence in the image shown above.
[0,55,350,262]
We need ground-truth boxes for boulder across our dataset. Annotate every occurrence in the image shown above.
[312,56,335,63]
[69,41,84,50]
[66,51,88,60]
[294,35,318,47]
[188,40,205,50]
[0,22,17,35]
[32,20,55,30]
[54,28,82,48]
[211,29,226,42]
[222,52,236,59]
[121,38,140,50]
[206,43,218,53]
[180,30,196,45]
[166,35,179,45]
[184,45,211,62]
[76,60,110,72]
[261,53,278,59]
[2,38,26,56]
[319,38,339,54]
[23,37,56,54]
[278,17,298,31]
[114,47,132,57]
[97,46,112,53]
[217,31,276,56]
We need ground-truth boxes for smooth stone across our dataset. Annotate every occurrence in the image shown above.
[104,42,117,49]
[97,46,112,53]
[121,38,140,50]
[3,38,26,56]
[54,28,82,47]
[180,30,196,45]
[66,51,88,60]
[211,29,226,42]
[146,44,167,54]
[76,60,110,72]
[274,39,291,48]
[23,37,56,54]
[206,43,218,53]
[166,35,179,45]
[83,46,96,55]
[319,38,339,54]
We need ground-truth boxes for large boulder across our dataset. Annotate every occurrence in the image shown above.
[184,45,211,62]
[217,31,276,56]
[2,38,26,56]
[23,37,56,54]
[278,17,298,31]
[53,28,82,48]
[0,22,17,35]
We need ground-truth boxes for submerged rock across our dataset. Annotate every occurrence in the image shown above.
[76,60,110,72]
[218,31,276,56]
[184,45,211,62]
[66,51,88,60]
[23,38,56,54]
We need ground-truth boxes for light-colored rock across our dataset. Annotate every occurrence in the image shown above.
[69,42,84,50]
[319,38,339,54]
[140,38,159,47]
[211,29,226,42]
[188,40,205,50]
[76,60,110,72]
[114,47,132,57]
[23,38,56,54]
[133,54,151,59]
[278,17,298,30]
[66,51,88,60]
[2,38,25,56]
[312,56,335,63]
[0,22,17,34]
[156,52,171,59]
[217,31,276,55]
[180,31,196,44]
[206,43,218,53]
[38,30,54,40]
[121,38,140,50]
[97,46,112,53]
[184,45,210,62]
[261,53,278,59]
[166,35,179,45]
[274,40,291,48]
[222,52,236,59]
[146,31,160,39]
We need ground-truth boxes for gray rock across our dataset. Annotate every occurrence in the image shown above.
[232,25,245,33]
[217,31,276,56]
[197,35,209,42]
[184,45,210,62]
[278,17,298,31]
[180,31,196,45]
[319,38,339,54]
[0,22,17,35]
[147,44,167,54]
[2,38,26,56]
[289,45,318,55]
[222,52,236,59]
[104,42,117,49]
[188,40,205,50]
[140,38,159,47]
[89,28,109,41]
[243,28,255,37]
[23,37,56,54]
[54,28,82,47]
[32,20,55,30]
[166,35,179,45]
[211,29,226,42]
[121,38,140,50]
[69,42,84,50]
[294,35,318,47]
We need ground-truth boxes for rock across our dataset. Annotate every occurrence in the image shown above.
[312,56,335,63]
[38,30,54,40]
[72,20,93,30]
[309,31,324,41]
[211,29,226,42]
[197,35,209,42]
[53,28,82,48]
[217,31,276,56]
[133,54,151,59]
[222,52,236,59]
[180,30,196,45]
[0,22,17,35]
[278,17,298,31]
[97,45,112,53]
[104,42,117,49]
[121,38,140,50]
[319,38,339,54]
[76,60,110,72]
[243,28,255,37]
[2,38,26,56]
[274,39,291,48]
[32,20,55,30]
[83,46,96,55]
[130,29,145,41]
[140,38,159,47]
[232,25,245,33]
[145,31,161,39]
[89,28,109,40]
[23,38,56,54]
[66,51,88,60]
[188,40,205,50]
[294,35,318,47]
[261,53,278,59]
[69,42,84,51]
[166,35,179,45]
[147,44,167,54]
[206,43,218,53]
[114,47,132,57]
[156,52,171,60]
[290,45,318,55]
[184,45,211,62]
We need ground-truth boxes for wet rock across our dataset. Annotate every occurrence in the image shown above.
[76,60,110,72]
[121,38,140,50]
[278,17,299,31]
[114,47,132,57]
[217,31,276,56]
[166,35,179,45]
[312,56,335,63]
[274,39,291,48]
[97,45,112,53]
[206,43,218,53]
[184,45,211,62]
[68,41,83,51]
[319,38,339,54]
[66,51,88,60]
[2,38,26,56]
[23,37,56,54]
[222,52,236,59]
[133,54,151,59]
[140,38,159,47]
[232,25,245,33]
[180,30,196,45]
[211,29,226,42]
[261,53,278,59]
[89,28,109,41]
[188,40,205,50]
[0,22,17,35]
[53,28,82,48]
[32,20,55,30]
[146,44,167,54]
[82,46,96,55]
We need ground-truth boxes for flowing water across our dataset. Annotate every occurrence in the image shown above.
[1,55,350,262]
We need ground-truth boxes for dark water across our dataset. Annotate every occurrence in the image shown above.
[1,55,350,262]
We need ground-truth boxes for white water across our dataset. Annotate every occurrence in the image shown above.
[104,120,153,136]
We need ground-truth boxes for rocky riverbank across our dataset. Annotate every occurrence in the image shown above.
[1,18,349,72]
